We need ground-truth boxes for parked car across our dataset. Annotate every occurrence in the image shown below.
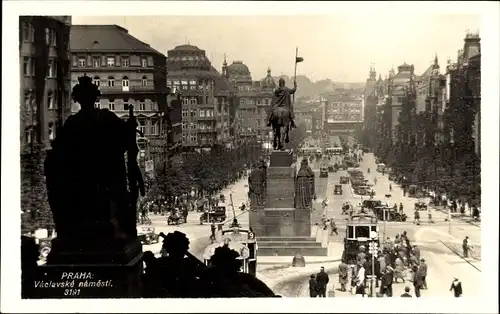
[334,184,343,195]
[320,166,329,178]
[414,201,428,211]
[137,226,160,245]
[340,176,349,184]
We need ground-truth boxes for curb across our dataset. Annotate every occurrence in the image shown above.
[430,205,480,228]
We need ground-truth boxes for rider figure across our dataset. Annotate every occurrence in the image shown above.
[267,77,297,128]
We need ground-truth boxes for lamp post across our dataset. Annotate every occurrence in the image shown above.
[368,230,379,297]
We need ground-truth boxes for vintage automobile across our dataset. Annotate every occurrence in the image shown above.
[407,184,418,197]
[137,226,160,245]
[38,237,53,260]
[167,210,187,225]
[200,206,227,224]
[328,164,337,172]
[319,166,329,178]
[203,227,258,277]
[341,214,379,265]
[334,184,343,195]
[362,199,383,210]
[340,176,349,184]
[414,200,428,211]
[373,206,407,222]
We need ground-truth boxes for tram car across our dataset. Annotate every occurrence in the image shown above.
[202,227,258,277]
[341,214,379,265]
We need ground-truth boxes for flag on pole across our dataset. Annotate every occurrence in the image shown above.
[296,56,304,63]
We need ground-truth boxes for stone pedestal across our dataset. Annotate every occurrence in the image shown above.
[28,239,143,298]
[250,150,327,256]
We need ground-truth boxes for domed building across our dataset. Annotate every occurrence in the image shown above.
[222,57,275,144]
[167,44,236,149]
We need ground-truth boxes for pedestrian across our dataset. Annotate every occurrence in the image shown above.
[418,258,428,289]
[355,263,366,297]
[330,219,338,236]
[308,274,318,297]
[450,278,463,297]
[400,286,412,297]
[462,236,470,258]
[427,208,434,224]
[338,261,349,292]
[411,265,423,297]
[412,245,421,261]
[316,267,329,297]
[394,257,405,283]
[413,210,420,225]
[380,265,394,297]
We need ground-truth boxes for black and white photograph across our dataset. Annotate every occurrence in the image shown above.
[2,1,499,313]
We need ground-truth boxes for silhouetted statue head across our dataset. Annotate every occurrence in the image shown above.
[301,158,309,167]
[160,231,190,259]
[209,246,242,275]
[71,74,101,111]
[278,77,286,87]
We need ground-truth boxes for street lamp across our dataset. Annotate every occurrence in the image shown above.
[368,230,378,297]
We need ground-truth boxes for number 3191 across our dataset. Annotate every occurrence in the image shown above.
[64,289,81,296]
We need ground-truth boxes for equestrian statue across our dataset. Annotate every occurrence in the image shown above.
[267,78,297,150]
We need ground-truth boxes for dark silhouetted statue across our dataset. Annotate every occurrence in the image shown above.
[248,161,266,207]
[268,78,297,150]
[295,158,316,209]
[44,75,145,264]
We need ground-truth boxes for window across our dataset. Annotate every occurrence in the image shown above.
[31,58,35,76]
[141,57,147,67]
[93,76,100,86]
[47,92,54,109]
[190,135,197,142]
[92,57,101,67]
[45,28,50,45]
[123,100,129,111]
[122,76,129,91]
[50,29,57,46]
[139,120,146,135]
[139,102,146,111]
[48,123,55,140]
[182,109,188,117]
[22,22,31,41]
[78,57,86,67]
[190,123,196,129]
[240,99,245,105]
[189,97,197,105]
[150,121,158,135]
[109,102,115,111]
[141,76,147,87]
[107,57,115,67]
[25,128,32,144]
[24,92,31,111]
[95,100,101,109]
[190,110,196,117]
[199,109,205,117]
[47,59,56,78]
[167,80,172,87]
[121,56,129,67]
[23,57,30,76]
[108,76,115,87]
[182,122,187,129]
[182,98,189,106]
[181,80,188,86]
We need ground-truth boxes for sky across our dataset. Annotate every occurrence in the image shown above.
[73,15,480,83]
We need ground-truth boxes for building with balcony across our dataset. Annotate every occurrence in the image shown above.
[223,59,275,144]
[323,92,363,135]
[166,45,235,149]
[69,24,168,159]
[20,16,72,153]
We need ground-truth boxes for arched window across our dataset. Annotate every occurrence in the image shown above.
[108,76,115,87]
[122,76,129,91]
[141,76,147,87]
[93,76,100,86]
[48,122,55,140]
[138,120,146,135]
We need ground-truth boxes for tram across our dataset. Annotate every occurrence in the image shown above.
[202,227,258,277]
[341,214,379,265]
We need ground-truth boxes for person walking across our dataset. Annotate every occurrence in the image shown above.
[418,258,428,289]
[316,267,330,297]
[338,261,349,292]
[330,219,338,236]
[450,278,463,297]
[462,236,470,258]
[308,274,318,297]
[411,265,424,297]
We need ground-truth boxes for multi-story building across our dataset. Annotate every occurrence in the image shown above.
[20,16,72,230]
[223,59,275,144]
[388,63,416,141]
[166,45,234,149]
[323,92,364,135]
[20,16,72,153]
[295,106,315,134]
[69,24,168,160]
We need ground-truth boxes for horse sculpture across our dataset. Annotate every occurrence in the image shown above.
[270,106,291,151]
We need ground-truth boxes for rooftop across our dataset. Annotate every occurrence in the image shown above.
[70,25,163,55]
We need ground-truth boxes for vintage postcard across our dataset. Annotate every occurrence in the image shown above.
[2,1,499,313]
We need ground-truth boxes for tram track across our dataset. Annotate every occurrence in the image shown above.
[439,240,481,272]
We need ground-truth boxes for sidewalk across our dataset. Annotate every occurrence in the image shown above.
[429,204,481,226]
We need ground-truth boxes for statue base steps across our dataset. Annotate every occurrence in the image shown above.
[257,236,327,256]
[270,150,294,167]
[28,251,143,298]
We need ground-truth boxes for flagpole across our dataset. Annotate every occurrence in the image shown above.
[293,46,299,104]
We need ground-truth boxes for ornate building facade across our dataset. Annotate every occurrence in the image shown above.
[223,58,275,143]
[70,24,169,159]
[166,45,235,149]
